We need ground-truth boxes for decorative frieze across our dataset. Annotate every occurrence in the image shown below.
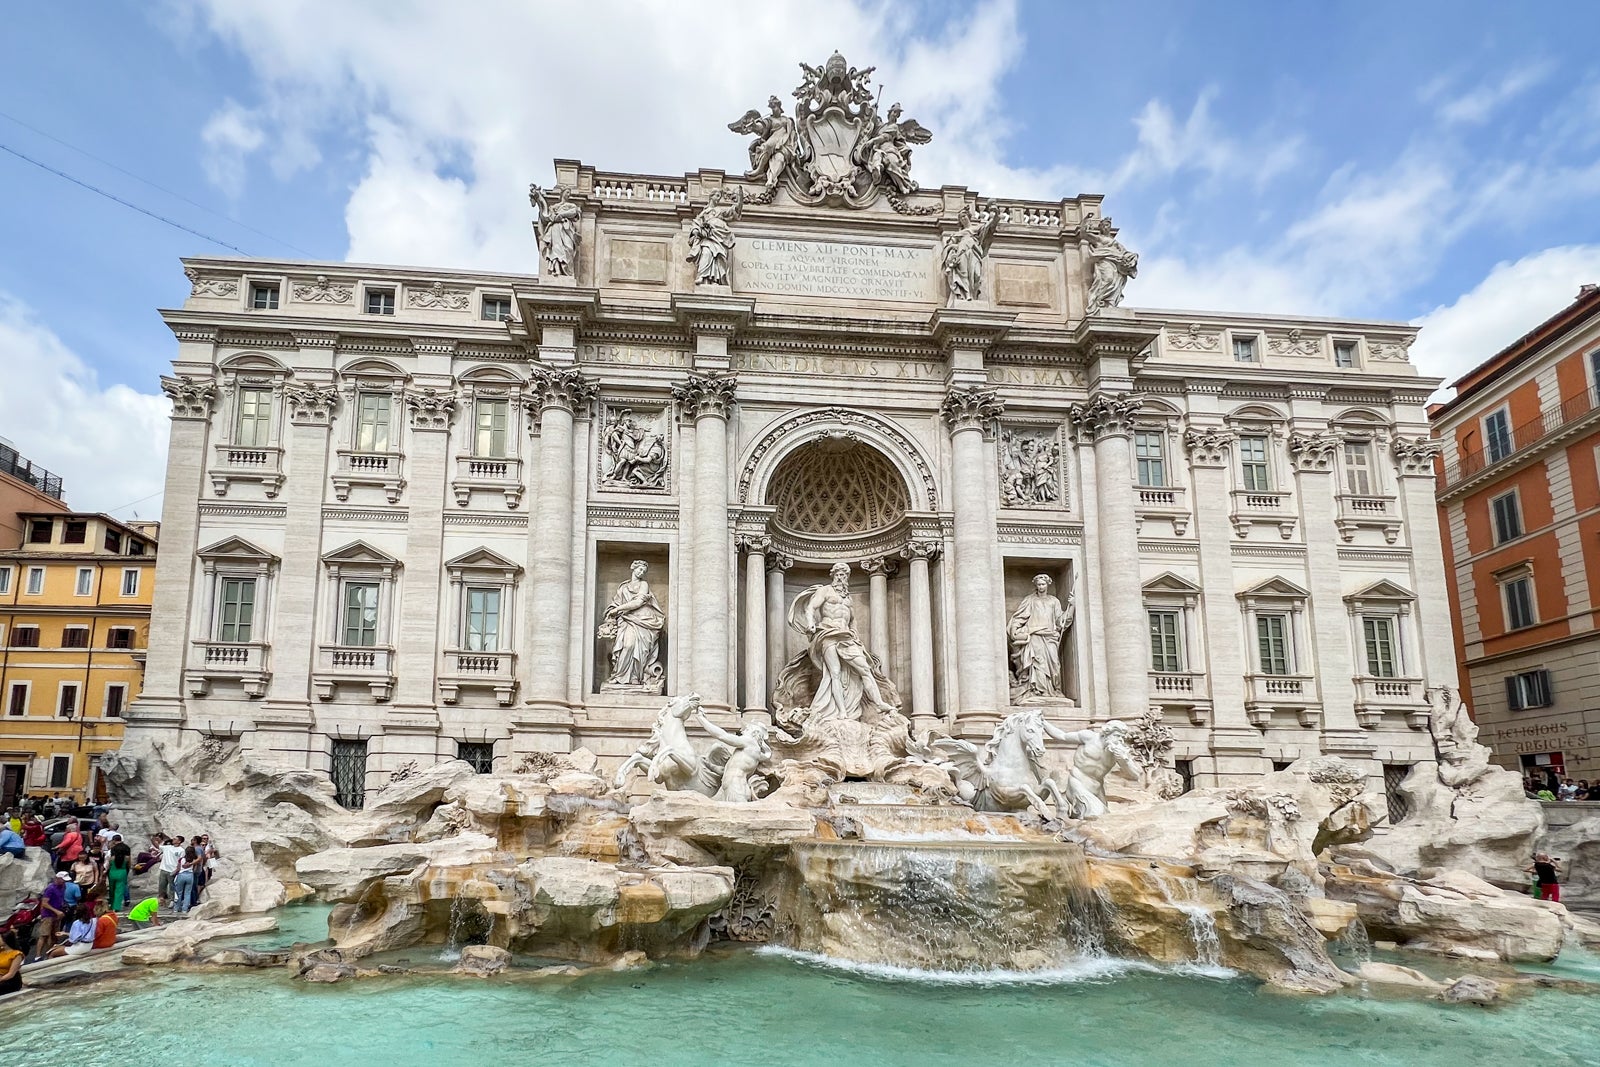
[1166,324,1220,352]
[1369,339,1413,363]
[1288,431,1340,471]
[292,276,353,303]
[673,373,738,420]
[184,267,237,298]
[285,383,341,425]
[405,387,458,431]
[940,387,1004,434]
[1266,329,1321,357]
[161,374,217,419]
[586,504,679,530]
[407,281,471,311]
[1068,393,1142,442]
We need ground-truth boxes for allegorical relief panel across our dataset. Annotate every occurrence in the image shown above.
[598,402,670,492]
[998,425,1065,509]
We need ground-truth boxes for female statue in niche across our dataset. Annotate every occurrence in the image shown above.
[598,560,666,693]
[1007,573,1075,702]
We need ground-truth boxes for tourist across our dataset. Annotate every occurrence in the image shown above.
[126,896,161,929]
[133,834,163,876]
[172,845,199,914]
[94,818,119,849]
[1536,784,1557,802]
[0,931,23,996]
[1527,852,1562,902]
[72,850,103,900]
[49,906,96,958]
[192,834,216,904]
[0,824,25,860]
[92,903,119,949]
[106,836,132,911]
[157,835,184,906]
[20,814,46,851]
[31,873,70,960]
[55,821,85,872]
[1558,778,1579,801]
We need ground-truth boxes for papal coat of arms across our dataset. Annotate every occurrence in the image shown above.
[728,52,934,213]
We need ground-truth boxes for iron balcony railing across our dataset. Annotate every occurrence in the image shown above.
[1445,388,1600,487]
[0,442,64,500]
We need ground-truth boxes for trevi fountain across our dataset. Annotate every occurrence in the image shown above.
[5,53,1600,1067]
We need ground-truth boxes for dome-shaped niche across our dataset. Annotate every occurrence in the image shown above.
[764,438,911,537]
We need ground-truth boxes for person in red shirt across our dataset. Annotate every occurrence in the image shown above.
[20,816,46,849]
[92,903,119,950]
[56,824,84,872]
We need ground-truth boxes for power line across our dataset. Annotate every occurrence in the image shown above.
[104,488,164,516]
[0,141,253,256]
[0,109,315,257]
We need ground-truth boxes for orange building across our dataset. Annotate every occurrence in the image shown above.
[0,439,69,548]
[1433,284,1600,785]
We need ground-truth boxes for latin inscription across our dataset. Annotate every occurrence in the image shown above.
[580,343,689,368]
[732,352,941,379]
[733,237,935,302]
[987,365,1084,388]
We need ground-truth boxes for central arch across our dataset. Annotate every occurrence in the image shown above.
[737,406,939,512]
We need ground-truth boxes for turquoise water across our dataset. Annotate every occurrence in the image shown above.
[3,943,1598,1067]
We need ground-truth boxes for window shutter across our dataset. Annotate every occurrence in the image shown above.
[1535,669,1553,707]
[1505,675,1522,711]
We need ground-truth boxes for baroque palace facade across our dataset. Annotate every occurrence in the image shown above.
[130,55,1453,804]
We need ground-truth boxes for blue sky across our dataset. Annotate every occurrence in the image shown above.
[3,0,1599,514]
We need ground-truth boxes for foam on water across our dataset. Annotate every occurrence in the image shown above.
[756,945,1235,985]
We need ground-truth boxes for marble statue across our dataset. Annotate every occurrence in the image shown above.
[1056,720,1143,819]
[932,709,1070,820]
[600,408,667,490]
[728,96,802,200]
[1080,215,1138,314]
[687,187,744,286]
[940,203,999,302]
[1007,574,1074,702]
[598,560,666,693]
[1427,685,1493,788]
[614,692,713,793]
[999,430,1060,507]
[856,102,931,196]
[529,183,581,277]
[694,706,794,803]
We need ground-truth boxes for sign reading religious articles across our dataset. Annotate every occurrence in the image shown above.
[728,52,935,213]
[733,236,937,301]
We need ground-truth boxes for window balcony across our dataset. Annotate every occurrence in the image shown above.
[438,649,518,706]
[1244,673,1320,727]
[1148,670,1211,725]
[332,449,406,503]
[313,645,395,702]
[185,641,271,698]
[209,444,285,498]
[1134,484,1190,536]
[1229,489,1296,540]
[452,455,524,509]
[1335,494,1401,544]
[1353,675,1429,729]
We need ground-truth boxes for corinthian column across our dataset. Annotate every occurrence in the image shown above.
[940,387,1005,729]
[1071,392,1146,719]
[673,372,737,709]
[900,539,941,735]
[739,535,770,725]
[859,556,896,661]
[519,366,596,742]
[766,552,792,702]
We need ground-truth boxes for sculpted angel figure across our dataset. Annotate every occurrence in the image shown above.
[686,187,744,286]
[599,560,666,691]
[856,102,931,196]
[728,96,803,197]
[529,184,581,277]
[940,202,999,302]
[774,562,899,725]
[1008,574,1074,701]
[1080,215,1139,314]
[693,707,797,803]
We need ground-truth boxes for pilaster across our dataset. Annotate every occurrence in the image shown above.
[388,382,456,725]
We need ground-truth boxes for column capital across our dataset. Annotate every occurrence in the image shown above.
[1069,392,1144,443]
[160,374,217,420]
[1288,430,1340,472]
[766,551,795,573]
[673,372,738,421]
[736,533,771,555]
[1182,426,1235,467]
[859,556,900,577]
[405,387,459,431]
[285,383,341,426]
[529,366,598,414]
[900,539,943,563]
[1391,434,1443,477]
[940,387,1004,434]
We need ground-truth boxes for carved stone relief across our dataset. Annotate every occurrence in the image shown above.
[184,267,237,298]
[598,403,669,491]
[1267,329,1322,357]
[292,276,353,304]
[998,426,1063,508]
[1166,323,1220,352]
[407,281,471,311]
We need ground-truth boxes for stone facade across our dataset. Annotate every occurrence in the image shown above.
[129,61,1453,802]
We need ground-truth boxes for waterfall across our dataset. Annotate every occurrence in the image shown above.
[1329,918,1372,964]
[1149,867,1222,968]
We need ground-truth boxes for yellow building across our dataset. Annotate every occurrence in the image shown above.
[0,512,158,807]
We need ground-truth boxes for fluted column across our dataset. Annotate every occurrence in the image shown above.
[766,553,792,702]
[901,539,941,734]
[519,367,596,739]
[941,387,1005,728]
[739,535,770,725]
[860,556,895,662]
[1071,392,1147,720]
[673,372,737,709]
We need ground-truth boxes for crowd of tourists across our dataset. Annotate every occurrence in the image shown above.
[1524,775,1600,801]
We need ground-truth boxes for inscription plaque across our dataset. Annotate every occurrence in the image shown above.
[733,236,936,301]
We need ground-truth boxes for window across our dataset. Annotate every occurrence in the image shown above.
[331,740,368,809]
[1592,349,1600,404]
[1505,669,1553,711]
[1333,341,1357,368]
[1503,575,1536,631]
[1484,408,1513,463]
[250,283,280,310]
[121,569,139,597]
[482,297,512,322]
[128,540,145,556]
[1134,431,1167,487]
[75,567,93,596]
[1383,764,1411,823]
[342,581,381,647]
[465,587,502,652]
[218,577,257,642]
[62,627,90,649]
[58,684,78,718]
[63,519,87,544]
[1489,491,1522,544]
[365,288,395,316]
[1238,435,1271,492]
[236,386,273,447]
[1342,441,1375,496]
[0,568,9,595]
[7,683,28,716]
[107,627,135,650]
[1174,759,1195,795]
[1148,610,1182,672]
[1233,336,1257,363]
[49,756,69,790]
[27,519,52,544]
[458,741,495,773]
[25,567,43,595]
[355,392,394,452]
[104,684,126,718]
[1362,616,1398,677]
[103,528,121,552]
[1257,613,1290,675]
[9,626,38,648]
[474,399,509,457]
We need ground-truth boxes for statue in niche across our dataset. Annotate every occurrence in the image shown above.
[856,102,932,197]
[940,202,999,302]
[529,183,581,277]
[728,96,802,200]
[598,560,666,693]
[1080,215,1139,314]
[600,408,668,490]
[1008,574,1075,703]
[686,186,744,286]
[999,430,1060,507]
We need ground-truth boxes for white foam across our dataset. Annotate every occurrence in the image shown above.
[756,946,1236,986]
[857,828,1031,844]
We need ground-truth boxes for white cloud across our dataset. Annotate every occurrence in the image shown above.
[1437,62,1553,125]
[199,99,266,197]
[0,294,169,518]
[1410,245,1600,397]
